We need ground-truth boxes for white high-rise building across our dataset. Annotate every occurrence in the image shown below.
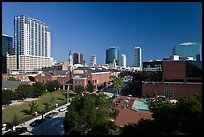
[14,15,51,57]
[7,15,53,74]
[121,54,126,68]
[134,47,142,69]
[89,55,96,67]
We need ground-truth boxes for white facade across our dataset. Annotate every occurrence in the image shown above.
[14,15,51,57]
[134,47,142,69]
[121,54,126,68]
[89,55,96,67]
[13,15,52,73]
[7,54,53,74]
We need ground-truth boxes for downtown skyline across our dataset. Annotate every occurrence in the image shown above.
[2,2,202,66]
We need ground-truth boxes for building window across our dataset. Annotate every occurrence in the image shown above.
[164,89,173,100]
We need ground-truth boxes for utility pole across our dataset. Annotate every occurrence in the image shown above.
[67,85,69,104]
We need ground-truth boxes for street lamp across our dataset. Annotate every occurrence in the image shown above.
[67,85,70,104]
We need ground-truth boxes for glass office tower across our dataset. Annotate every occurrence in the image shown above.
[134,47,142,68]
[2,34,13,73]
[173,42,201,61]
[106,47,119,65]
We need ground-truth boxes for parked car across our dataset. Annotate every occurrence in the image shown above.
[29,119,45,127]
[58,107,67,112]
[3,127,27,135]
[45,111,58,119]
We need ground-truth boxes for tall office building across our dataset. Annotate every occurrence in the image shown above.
[89,55,96,67]
[106,47,119,65]
[173,42,201,61]
[134,47,142,68]
[121,54,126,68]
[2,34,14,73]
[73,53,83,64]
[7,15,53,74]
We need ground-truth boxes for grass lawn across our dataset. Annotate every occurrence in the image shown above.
[2,90,69,124]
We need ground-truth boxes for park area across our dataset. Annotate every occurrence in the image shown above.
[2,90,69,124]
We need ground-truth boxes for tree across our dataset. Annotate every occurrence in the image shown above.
[121,95,202,135]
[33,82,45,97]
[44,80,61,92]
[8,77,16,81]
[118,70,128,78]
[86,81,96,93]
[2,89,18,105]
[74,85,84,94]
[53,80,61,90]
[111,77,124,95]
[28,101,38,115]
[64,94,118,135]
[15,84,34,99]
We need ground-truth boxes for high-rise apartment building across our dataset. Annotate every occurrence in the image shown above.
[121,54,126,68]
[106,47,119,65]
[173,42,201,61]
[14,15,51,58]
[73,53,83,64]
[2,34,14,73]
[7,15,53,74]
[134,47,142,68]
[89,55,96,67]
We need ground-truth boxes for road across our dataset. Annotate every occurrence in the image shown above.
[16,103,69,135]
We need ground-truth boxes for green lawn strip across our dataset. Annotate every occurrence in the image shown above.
[2,90,67,124]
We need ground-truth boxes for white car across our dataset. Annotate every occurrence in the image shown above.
[58,107,67,112]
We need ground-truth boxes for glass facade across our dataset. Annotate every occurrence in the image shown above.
[186,61,202,78]
[2,35,13,73]
[134,47,142,67]
[106,47,119,65]
[173,42,201,61]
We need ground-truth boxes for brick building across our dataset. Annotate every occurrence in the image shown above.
[142,60,202,99]
[34,70,71,85]
[71,67,111,90]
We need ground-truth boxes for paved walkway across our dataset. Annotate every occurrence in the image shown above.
[114,96,153,127]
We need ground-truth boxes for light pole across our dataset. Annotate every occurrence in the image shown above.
[67,85,69,104]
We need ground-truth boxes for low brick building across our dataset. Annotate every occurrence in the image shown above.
[34,70,71,85]
[142,60,202,99]
[72,67,111,90]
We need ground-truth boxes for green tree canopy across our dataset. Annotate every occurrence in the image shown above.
[33,82,45,97]
[86,81,96,93]
[64,94,118,135]
[121,95,202,135]
[111,77,124,95]
[2,89,18,105]
[44,80,60,92]
[74,85,84,94]
[15,84,34,99]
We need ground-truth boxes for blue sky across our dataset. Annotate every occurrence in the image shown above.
[2,2,202,66]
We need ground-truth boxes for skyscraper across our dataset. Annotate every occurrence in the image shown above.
[121,54,126,68]
[134,47,142,68]
[106,47,119,65]
[7,15,53,74]
[14,15,51,57]
[2,34,14,73]
[173,42,201,61]
[89,55,96,67]
[73,53,83,64]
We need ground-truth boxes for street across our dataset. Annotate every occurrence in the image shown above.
[16,104,69,135]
